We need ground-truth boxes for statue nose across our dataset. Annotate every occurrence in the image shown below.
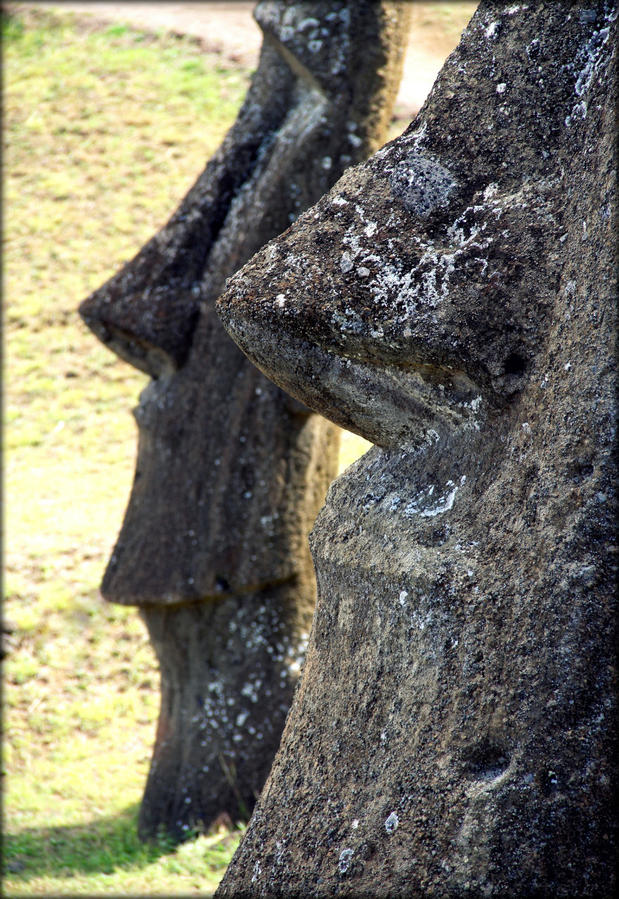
[79,283,200,378]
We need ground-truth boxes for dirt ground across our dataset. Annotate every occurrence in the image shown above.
[16,1,478,121]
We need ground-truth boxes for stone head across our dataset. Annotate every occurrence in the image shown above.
[218,2,616,454]
[78,0,412,604]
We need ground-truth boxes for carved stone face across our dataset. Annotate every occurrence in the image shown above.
[217,3,615,451]
[97,306,323,605]
[217,157,561,448]
[79,0,413,604]
[218,142,567,450]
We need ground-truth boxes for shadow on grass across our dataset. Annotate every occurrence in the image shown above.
[2,803,180,881]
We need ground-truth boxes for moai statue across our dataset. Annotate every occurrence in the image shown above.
[80,1,411,841]
[217,1,617,895]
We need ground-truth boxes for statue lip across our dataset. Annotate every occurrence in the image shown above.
[218,293,490,450]
[79,283,200,378]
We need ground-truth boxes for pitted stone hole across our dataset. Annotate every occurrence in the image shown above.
[215,576,230,592]
[464,739,511,782]
[539,767,559,797]
[503,352,527,376]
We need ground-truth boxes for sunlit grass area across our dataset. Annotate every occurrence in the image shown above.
[3,7,252,894]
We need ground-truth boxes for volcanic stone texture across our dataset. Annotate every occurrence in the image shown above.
[80,0,411,840]
[216,0,617,894]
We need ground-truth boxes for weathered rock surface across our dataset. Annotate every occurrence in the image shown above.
[216,0,617,894]
[79,1,411,840]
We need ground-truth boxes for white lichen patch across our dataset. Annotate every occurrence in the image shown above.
[403,477,463,519]
[340,252,354,273]
[385,811,399,833]
[465,396,482,414]
[331,183,512,329]
[485,21,499,39]
[386,493,402,511]
[565,5,616,126]
[251,860,262,884]
[456,395,483,431]
[338,848,354,873]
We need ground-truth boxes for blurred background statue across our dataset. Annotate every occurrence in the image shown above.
[80,0,411,841]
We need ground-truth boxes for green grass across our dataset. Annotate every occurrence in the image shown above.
[3,807,242,895]
[3,7,252,894]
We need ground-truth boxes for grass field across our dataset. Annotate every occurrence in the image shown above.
[2,6,374,895]
[3,7,253,894]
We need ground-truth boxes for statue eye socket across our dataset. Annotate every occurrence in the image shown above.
[503,352,527,376]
